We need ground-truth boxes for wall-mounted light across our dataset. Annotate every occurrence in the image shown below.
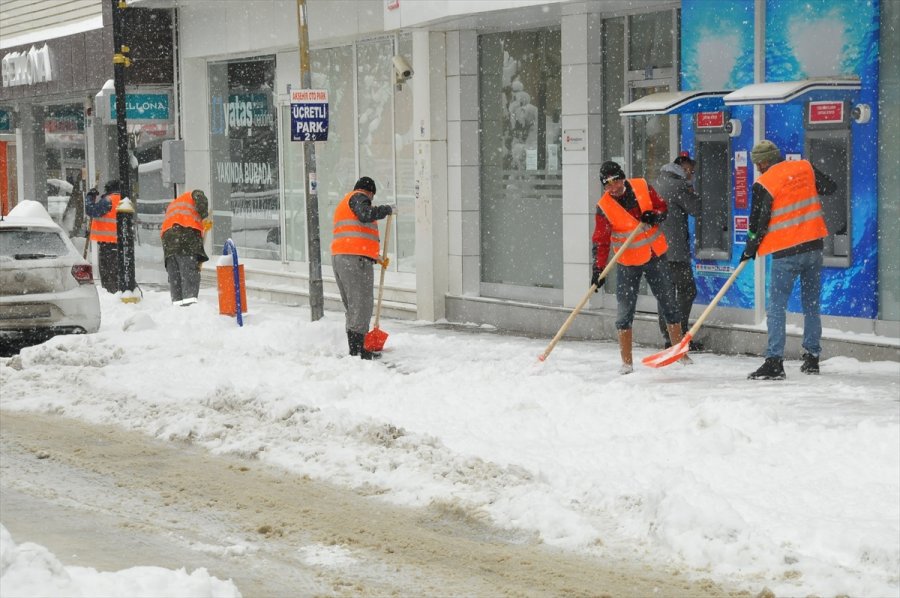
[851,103,871,124]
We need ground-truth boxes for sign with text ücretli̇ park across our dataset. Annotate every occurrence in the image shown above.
[290,89,329,142]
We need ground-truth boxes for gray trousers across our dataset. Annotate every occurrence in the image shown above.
[332,254,375,334]
[166,255,201,303]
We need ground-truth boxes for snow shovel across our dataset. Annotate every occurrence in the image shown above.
[364,213,393,352]
[642,259,749,368]
[538,224,646,362]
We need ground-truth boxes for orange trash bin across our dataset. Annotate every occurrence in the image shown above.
[217,264,248,316]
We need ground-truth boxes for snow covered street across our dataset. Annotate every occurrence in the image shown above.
[2,288,898,597]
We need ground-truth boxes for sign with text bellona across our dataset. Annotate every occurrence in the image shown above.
[290,89,328,141]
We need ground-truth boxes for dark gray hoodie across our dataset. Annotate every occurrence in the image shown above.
[655,162,701,263]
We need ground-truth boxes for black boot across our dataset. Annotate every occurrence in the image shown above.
[800,352,820,375]
[748,357,786,380]
[347,330,362,356]
[349,331,378,360]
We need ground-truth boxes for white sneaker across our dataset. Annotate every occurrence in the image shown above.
[172,299,184,306]
[181,297,198,306]
[618,363,634,375]
[679,355,693,365]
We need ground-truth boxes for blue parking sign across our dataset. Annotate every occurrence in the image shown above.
[291,89,329,141]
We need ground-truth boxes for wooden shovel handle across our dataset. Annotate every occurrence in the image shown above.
[538,223,646,362]
[372,213,393,329]
[683,259,749,338]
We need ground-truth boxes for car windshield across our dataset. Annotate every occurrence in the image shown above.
[0,229,68,259]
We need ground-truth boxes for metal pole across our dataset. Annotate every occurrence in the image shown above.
[112,0,138,299]
[296,0,324,321]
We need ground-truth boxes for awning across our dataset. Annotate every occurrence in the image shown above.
[618,90,731,117]
[723,76,861,106]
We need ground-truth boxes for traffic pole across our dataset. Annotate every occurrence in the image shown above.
[296,0,324,321]
[112,0,139,302]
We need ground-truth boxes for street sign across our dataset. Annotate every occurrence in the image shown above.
[109,92,171,121]
[290,89,328,141]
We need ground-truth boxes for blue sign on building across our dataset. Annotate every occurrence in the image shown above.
[0,109,10,131]
[290,89,329,141]
[110,93,170,121]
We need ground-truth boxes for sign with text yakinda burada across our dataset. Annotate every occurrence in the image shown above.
[290,89,328,141]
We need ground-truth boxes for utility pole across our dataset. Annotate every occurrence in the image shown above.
[112,0,139,301]
[296,0,324,321]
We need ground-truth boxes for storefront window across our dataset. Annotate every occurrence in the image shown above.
[281,38,412,272]
[356,38,398,270]
[208,56,279,260]
[479,28,563,291]
[628,11,675,71]
[602,18,625,161]
[43,104,85,232]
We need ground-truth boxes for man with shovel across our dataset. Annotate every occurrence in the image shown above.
[592,161,688,375]
[331,176,396,360]
[743,140,836,380]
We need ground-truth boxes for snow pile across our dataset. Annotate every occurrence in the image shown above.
[1,288,898,597]
[0,525,241,598]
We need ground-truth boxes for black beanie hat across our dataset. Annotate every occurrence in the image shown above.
[354,176,377,194]
[599,161,626,185]
[104,180,121,194]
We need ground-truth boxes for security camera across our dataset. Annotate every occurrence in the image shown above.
[392,55,413,88]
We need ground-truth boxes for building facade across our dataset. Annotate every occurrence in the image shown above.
[3,0,897,360]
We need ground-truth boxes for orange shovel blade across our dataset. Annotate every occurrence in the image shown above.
[364,326,389,352]
[642,334,692,368]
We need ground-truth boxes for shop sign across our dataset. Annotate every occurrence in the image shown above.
[734,150,748,209]
[696,111,725,128]
[1,44,53,87]
[0,110,10,132]
[808,101,844,124]
[110,93,170,121]
[563,129,585,151]
[290,89,329,141]
[734,215,749,245]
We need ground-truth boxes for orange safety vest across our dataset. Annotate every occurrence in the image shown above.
[598,178,668,266]
[89,193,121,244]
[755,160,828,256]
[331,190,381,260]
[161,191,203,236]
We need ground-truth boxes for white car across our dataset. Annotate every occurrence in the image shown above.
[0,201,101,343]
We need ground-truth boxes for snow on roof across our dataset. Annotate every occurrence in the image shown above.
[723,77,861,105]
[618,90,731,116]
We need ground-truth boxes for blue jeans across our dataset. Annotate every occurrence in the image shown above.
[615,254,680,330]
[767,249,823,359]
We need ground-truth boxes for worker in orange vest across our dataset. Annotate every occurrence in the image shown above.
[85,180,122,293]
[742,140,836,380]
[161,190,210,306]
[331,176,395,359]
[592,161,688,375]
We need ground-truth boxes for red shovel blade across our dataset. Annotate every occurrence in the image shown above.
[364,326,389,352]
[642,334,692,368]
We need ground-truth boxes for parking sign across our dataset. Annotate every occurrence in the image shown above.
[290,89,329,141]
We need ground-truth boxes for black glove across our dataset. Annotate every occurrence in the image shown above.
[741,235,760,262]
[590,268,605,291]
[640,210,661,225]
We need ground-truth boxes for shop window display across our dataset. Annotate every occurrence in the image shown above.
[479,28,563,292]
[208,56,279,260]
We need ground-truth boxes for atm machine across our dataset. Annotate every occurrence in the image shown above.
[692,111,736,261]
[804,99,852,266]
